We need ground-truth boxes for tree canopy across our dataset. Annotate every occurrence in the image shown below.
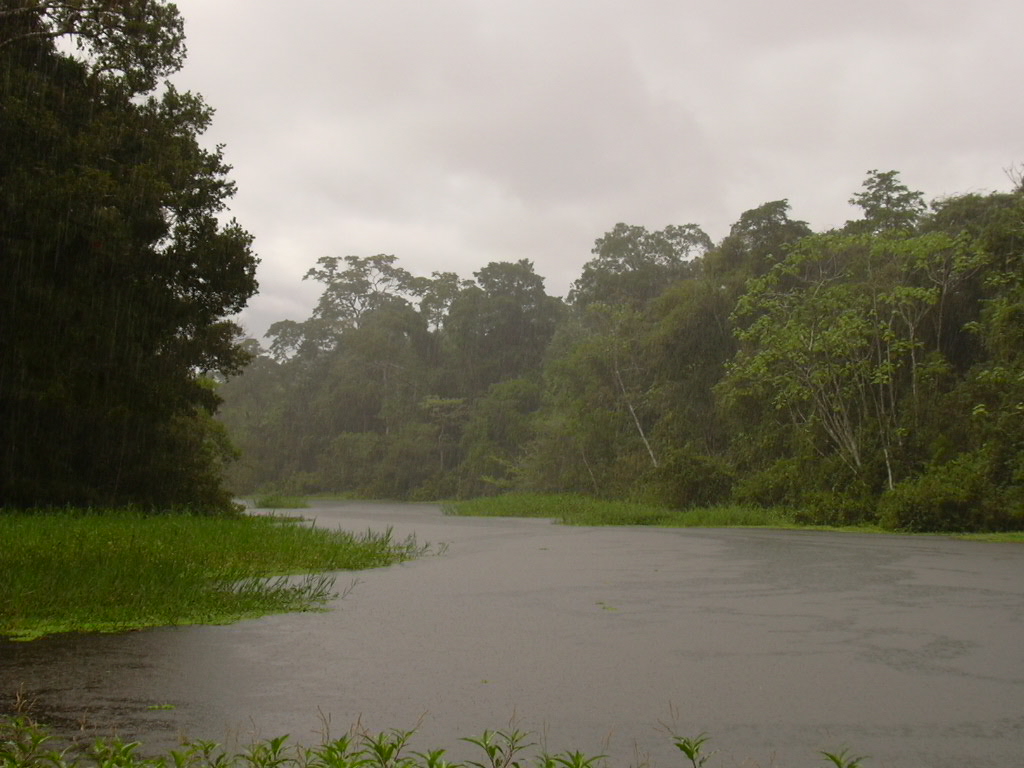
[1,0,258,511]
[218,170,1023,532]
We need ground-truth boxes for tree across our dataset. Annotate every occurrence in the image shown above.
[719,229,979,496]
[924,189,1022,370]
[263,254,422,360]
[645,277,736,455]
[521,303,662,498]
[413,271,473,331]
[443,259,563,395]
[0,1,258,510]
[846,169,926,234]
[458,379,539,496]
[568,223,711,308]
[703,200,811,287]
[0,0,185,93]
[305,255,417,329]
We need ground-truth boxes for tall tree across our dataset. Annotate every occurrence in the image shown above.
[703,200,811,287]
[720,228,980,495]
[0,1,258,510]
[568,223,711,308]
[443,259,563,395]
[0,0,185,93]
[846,169,927,234]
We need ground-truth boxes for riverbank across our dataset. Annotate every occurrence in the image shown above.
[0,510,424,641]
[444,493,1024,540]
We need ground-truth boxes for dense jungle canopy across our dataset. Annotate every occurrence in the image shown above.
[0,1,258,511]
[1,3,1020,531]
[219,171,1024,532]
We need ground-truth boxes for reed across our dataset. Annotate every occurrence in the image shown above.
[0,511,423,640]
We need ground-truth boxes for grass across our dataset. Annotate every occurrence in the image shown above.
[0,717,870,768]
[445,493,1023,541]
[251,494,309,509]
[954,531,1024,543]
[0,511,425,641]
[444,494,793,528]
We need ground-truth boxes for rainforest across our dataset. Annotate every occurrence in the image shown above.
[218,172,1024,533]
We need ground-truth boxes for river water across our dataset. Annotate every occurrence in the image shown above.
[2,501,1023,767]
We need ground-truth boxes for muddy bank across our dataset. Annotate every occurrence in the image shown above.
[3,501,1023,767]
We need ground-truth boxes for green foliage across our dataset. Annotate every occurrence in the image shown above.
[0,1,187,94]
[672,733,711,768]
[665,505,794,528]
[444,260,564,395]
[458,380,540,497]
[793,491,877,528]
[461,730,533,768]
[447,493,791,528]
[252,495,310,510]
[720,221,985,495]
[731,458,808,508]
[0,1,257,512]
[820,746,869,768]
[0,718,883,768]
[638,450,734,509]
[702,200,811,285]
[446,493,671,524]
[0,511,424,640]
[360,729,415,768]
[568,222,711,308]
[878,452,1022,532]
[221,257,562,501]
[846,169,926,234]
[216,172,1024,534]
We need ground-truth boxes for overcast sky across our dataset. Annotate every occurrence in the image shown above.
[169,1,1024,340]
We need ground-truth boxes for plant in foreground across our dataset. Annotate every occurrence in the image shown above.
[0,717,876,768]
[240,734,298,768]
[671,733,710,768]
[461,729,532,768]
[546,750,605,768]
[820,746,869,768]
[362,729,415,768]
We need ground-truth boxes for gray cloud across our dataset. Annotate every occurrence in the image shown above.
[169,0,1024,339]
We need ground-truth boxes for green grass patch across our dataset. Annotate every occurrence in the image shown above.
[0,511,424,641]
[953,531,1024,543]
[444,493,794,527]
[251,494,309,509]
[447,494,1024,539]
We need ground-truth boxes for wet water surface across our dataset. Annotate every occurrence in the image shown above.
[2,502,1023,767]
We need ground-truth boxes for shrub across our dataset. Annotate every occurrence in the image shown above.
[732,458,806,508]
[639,450,735,509]
[878,452,1017,532]
[794,490,877,527]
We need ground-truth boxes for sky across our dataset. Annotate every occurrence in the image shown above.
[168,0,1024,341]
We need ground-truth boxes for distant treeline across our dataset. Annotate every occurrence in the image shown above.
[218,171,1024,532]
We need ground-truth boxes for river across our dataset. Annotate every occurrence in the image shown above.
[2,501,1023,767]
